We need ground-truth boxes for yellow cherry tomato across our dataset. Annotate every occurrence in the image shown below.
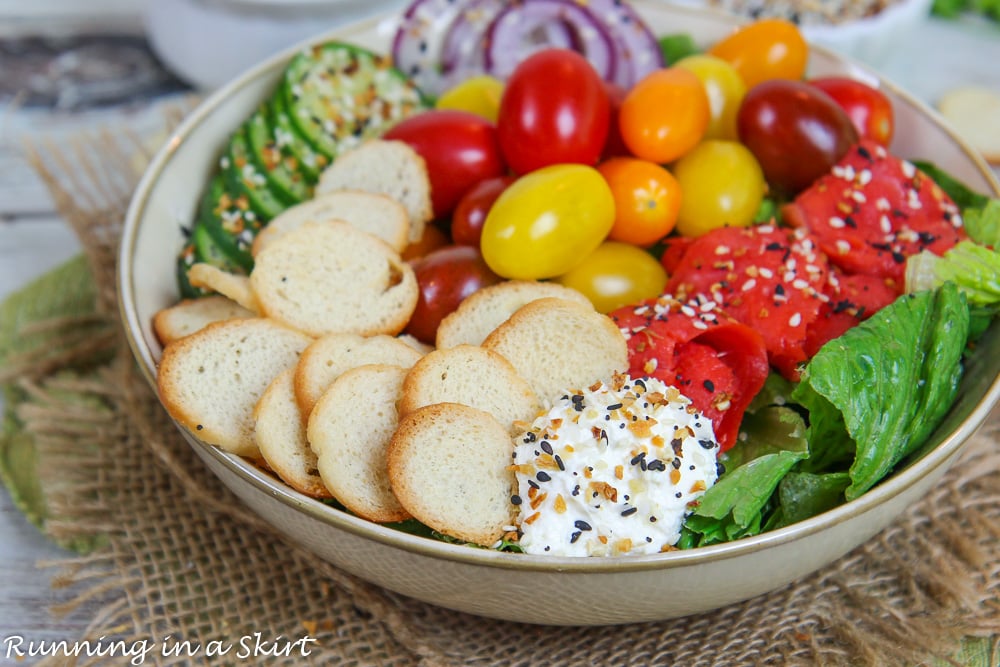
[619,67,710,164]
[708,19,809,89]
[597,157,682,247]
[481,164,615,279]
[555,242,668,313]
[435,75,505,123]
[674,54,747,141]
[672,140,766,238]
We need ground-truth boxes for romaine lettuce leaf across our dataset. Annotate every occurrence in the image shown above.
[771,471,851,529]
[962,199,1000,247]
[720,405,807,471]
[906,241,1000,307]
[681,448,807,547]
[792,284,969,500]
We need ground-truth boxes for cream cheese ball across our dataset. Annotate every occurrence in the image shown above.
[511,374,721,557]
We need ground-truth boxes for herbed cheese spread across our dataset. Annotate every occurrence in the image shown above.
[511,374,721,557]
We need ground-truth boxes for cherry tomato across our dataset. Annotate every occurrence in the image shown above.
[601,81,632,160]
[674,54,747,141]
[497,49,611,175]
[451,175,516,247]
[708,19,808,89]
[808,76,895,146]
[597,157,681,247]
[383,109,506,218]
[672,140,766,237]
[435,75,505,123]
[619,67,710,164]
[401,224,450,262]
[554,242,668,314]
[405,245,502,344]
[481,164,615,279]
[737,79,859,196]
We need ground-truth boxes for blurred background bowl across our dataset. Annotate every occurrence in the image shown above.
[144,0,406,90]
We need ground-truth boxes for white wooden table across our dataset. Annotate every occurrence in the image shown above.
[2,9,999,652]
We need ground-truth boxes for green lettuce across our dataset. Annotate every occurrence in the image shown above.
[792,284,969,500]
[768,471,851,530]
[906,241,1000,307]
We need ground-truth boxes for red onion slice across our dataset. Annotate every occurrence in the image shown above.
[483,0,618,82]
[583,0,664,87]
[392,0,474,95]
[440,0,505,80]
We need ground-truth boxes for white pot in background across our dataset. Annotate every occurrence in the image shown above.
[144,0,406,90]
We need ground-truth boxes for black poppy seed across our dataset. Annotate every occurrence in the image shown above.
[716,461,726,476]
[524,432,537,443]
[536,471,552,482]
[632,415,638,422]
[540,441,553,455]
[570,531,582,544]
[555,454,565,471]
[196,424,203,431]
[891,251,906,264]
[572,485,581,496]
[544,546,551,551]
[649,516,657,522]
[605,414,611,421]
[775,283,786,296]
[844,216,857,228]
[621,507,638,517]
[528,480,539,490]
[699,439,715,449]
[619,423,626,429]
[646,536,653,543]
[574,520,593,531]
[672,458,682,469]
[624,494,630,501]
[675,492,683,498]
[857,145,872,160]
[689,465,696,471]
[511,495,522,505]
[703,379,715,392]
[765,241,784,251]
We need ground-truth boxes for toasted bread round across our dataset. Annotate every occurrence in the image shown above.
[435,280,592,349]
[253,369,331,498]
[482,297,628,403]
[399,344,540,430]
[306,364,410,523]
[388,403,515,546]
[157,318,311,459]
[294,332,423,419]
[937,86,1000,165]
[187,263,259,313]
[316,139,432,243]
[152,296,254,346]
[252,190,410,257]
[250,220,418,338]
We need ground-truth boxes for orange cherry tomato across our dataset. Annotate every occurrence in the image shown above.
[708,19,808,89]
[618,67,710,164]
[597,157,682,247]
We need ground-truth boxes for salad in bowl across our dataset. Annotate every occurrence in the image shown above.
[120,0,1000,624]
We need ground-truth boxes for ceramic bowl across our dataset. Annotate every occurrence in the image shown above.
[119,1,1000,625]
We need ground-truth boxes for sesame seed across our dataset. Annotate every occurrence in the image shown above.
[789,312,802,327]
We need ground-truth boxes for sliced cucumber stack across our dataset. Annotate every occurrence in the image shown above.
[176,40,428,297]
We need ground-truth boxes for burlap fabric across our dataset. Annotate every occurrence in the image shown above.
[3,116,998,667]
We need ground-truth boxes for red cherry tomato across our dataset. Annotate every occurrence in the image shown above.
[808,76,895,146]
[737,79,859,196]
[497,49,611,175]
[383,109,506,218]
[451,175,516,247]
[405,245,502,344]
[601,81,631,160]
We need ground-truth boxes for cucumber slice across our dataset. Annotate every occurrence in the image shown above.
[270,91,328,182]
[191,222,245,274]
[282,41,427,161]
[245,102,314,204]
[220,127,291,221]
[176,242,204,299]
[197,174,258,272]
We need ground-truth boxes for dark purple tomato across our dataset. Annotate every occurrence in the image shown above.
[451,175,516,247]
[405,245,502,344]
[737,79,859,196]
